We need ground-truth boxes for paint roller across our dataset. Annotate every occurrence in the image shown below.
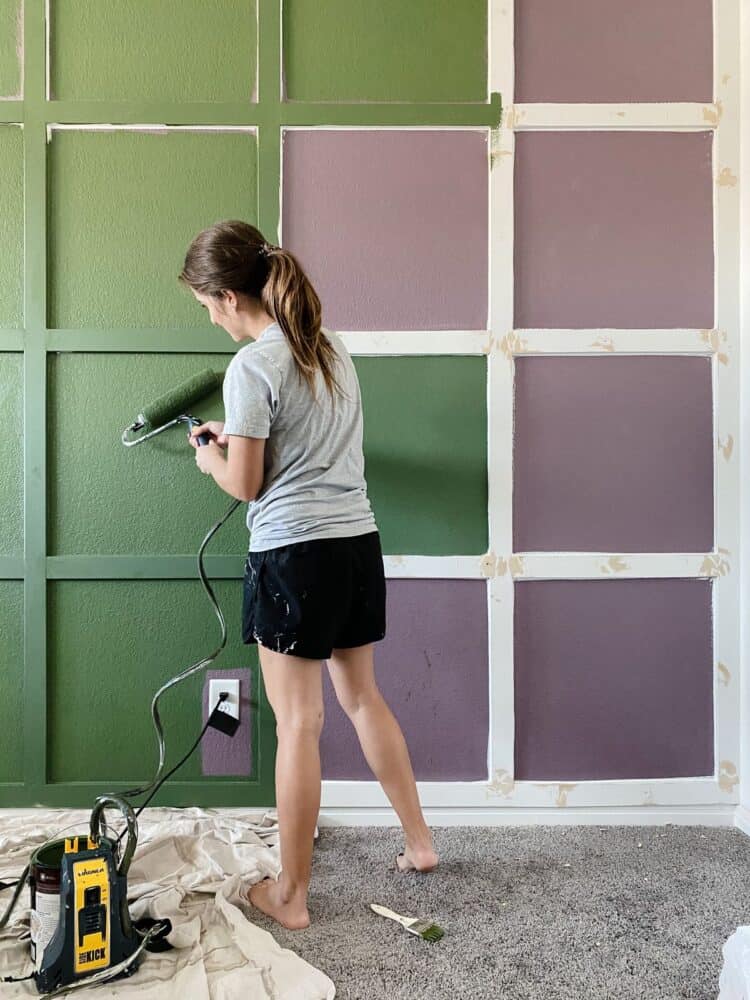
[121,368,224,446]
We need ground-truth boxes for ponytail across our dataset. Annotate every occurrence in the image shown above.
[178,219,348,405]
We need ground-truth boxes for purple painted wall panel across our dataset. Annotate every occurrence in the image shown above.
[514,131,714,329]
[513,356,714,552]
[320,580,489,780]
[282,129,488,331]
[202,669,253,777]
[514,580,714,780]
[515,0,713,103]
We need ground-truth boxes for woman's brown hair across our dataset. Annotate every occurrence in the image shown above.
[178,219,347,405]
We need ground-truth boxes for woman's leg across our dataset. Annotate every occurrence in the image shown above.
[245,642,324,929]
[326,643,437,871]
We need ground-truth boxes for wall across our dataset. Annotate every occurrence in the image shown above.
[0,0,742,825]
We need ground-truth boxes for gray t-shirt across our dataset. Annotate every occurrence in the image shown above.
[222,320,378,551]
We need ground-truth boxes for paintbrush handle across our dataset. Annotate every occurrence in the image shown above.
[370,903,412,926]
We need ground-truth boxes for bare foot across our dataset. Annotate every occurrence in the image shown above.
[242,877,311,930]
[396,844,439,873]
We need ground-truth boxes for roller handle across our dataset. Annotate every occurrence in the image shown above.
[186,417,212,447]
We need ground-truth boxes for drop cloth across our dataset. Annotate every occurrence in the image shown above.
[0,806,335,998]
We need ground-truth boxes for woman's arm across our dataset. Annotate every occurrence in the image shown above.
[193,434,266,502]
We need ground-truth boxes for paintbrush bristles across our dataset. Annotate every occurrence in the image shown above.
[418,923,444,942]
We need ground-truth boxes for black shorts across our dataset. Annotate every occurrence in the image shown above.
[241,529,386,659]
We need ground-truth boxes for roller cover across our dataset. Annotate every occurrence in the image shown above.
[139,369,223,428]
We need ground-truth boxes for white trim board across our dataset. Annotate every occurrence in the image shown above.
[0,805,737,828]
[737,0,750,833]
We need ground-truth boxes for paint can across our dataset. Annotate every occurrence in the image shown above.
[28,839,66,972]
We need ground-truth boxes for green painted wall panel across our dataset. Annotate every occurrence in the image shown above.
[47,580,260,784]
[49,354,487,556]
[50,0,257,102]
[357,357,487,555]
[0,1,21,98]
[0,126,23,327]
[47,130,258,329]
[48,353,249,554]
[283,0,487,102]
[0,354,23,554]
[6,0,494,808]
[0,582,23,782]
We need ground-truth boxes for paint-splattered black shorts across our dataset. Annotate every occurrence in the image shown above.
[241,530,386,659]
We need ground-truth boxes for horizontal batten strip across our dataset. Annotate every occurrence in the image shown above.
[0,102,22,122]
[45,330,492,354]
[41,330,723,357]
[26,784,262,809]
[504,329,719,356]
[45,554,483,580]
[383,556,482,578]
[510,103,719,131]
[46,123,258,137]
[47,555,247,579]
[0,558,24,579]
[0,331,24,350]
[46,330,239,353]
[338,331,489,354]
[45,104,275,127]
[41,96,502,129]
[43,554,722,582]
[512,553,726,580]
[281,97,502,127]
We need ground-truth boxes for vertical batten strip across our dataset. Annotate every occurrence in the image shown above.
[254,0,284,800]
[22,0,48,803]
[258,0,282,243]
[712,0,741,802]
[486,0,516,787]
[739,0,750,828]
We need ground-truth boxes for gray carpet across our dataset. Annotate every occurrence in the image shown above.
[253,824,750,1000]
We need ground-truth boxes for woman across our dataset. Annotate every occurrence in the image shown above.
[178,219,438,931]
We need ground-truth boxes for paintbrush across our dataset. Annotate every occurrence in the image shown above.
[370,903,444,941]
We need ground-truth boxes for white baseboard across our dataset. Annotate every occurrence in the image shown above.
[313,805,737,827]
[0,804,740,828]
[734,805,750,837]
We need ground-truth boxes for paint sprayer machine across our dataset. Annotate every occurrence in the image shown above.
[1,369,246,996]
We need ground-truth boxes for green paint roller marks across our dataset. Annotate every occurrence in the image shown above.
[139,369,223,429]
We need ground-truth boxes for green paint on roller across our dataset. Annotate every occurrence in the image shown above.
[139,369,223,429]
